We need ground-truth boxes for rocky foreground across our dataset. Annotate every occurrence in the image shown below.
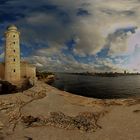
[0,81,140,140]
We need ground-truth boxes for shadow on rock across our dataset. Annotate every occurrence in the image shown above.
[0,80,33,95]
[0,81,18,94]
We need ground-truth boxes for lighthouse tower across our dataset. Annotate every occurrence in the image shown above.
[4,25,21,84]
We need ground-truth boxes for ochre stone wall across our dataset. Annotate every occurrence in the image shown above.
[20,62,27,78]
[0,61,36,82]
[26,65,36,78]
[4,26,21,84]
[0,63,5,79]
[20,62,36,79]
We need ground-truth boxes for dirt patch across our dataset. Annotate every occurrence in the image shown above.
[133,110,140,113]
[24,136,33,140]
[21,111,108,132]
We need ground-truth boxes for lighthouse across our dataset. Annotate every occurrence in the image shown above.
[4,25,21,84]
[0,25,36,85]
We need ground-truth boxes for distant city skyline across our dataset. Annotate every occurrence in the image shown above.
[0,0,140,72]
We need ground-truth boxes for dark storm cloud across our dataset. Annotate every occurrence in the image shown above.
[77,8,91,16]
[0,0,9,5]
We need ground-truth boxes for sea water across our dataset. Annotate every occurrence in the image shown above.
[50,73,140,99]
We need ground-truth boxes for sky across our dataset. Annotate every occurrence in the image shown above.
[1,0,140,72]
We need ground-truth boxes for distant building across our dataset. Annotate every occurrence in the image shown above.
[124,70,127,74]
[0,25,36,85]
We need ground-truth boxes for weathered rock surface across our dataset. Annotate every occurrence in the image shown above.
[0,81,139,140]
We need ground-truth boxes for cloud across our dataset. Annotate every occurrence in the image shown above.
[27,47,96,72]
[1,0,140,72]
[72,0,140,56]
[105,26,137,56]
[0,52,4,60]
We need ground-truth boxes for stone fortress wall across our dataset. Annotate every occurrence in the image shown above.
[21,61,36,79]
[0,62,36,83]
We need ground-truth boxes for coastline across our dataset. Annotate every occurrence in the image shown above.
[0,80,140,140]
